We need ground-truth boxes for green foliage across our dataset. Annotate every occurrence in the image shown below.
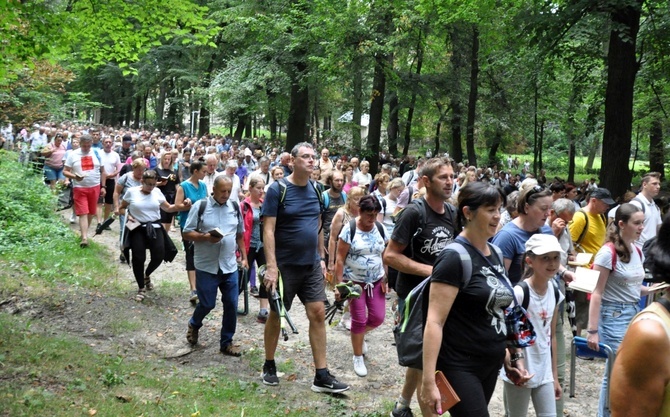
[0,151,73,252]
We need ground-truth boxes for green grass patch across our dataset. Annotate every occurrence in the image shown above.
[0,313,332,416]
[0,151,116,296]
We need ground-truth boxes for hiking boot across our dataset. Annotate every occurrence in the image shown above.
[390,405,414,417]
[262,363,279,386]
[353,355,367,377]
[186,323,199,345]
[311,370,350,394]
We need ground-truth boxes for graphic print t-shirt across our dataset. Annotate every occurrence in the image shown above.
[431,243,513,369]
[391,199,456,298]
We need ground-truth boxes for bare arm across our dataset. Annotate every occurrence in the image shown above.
[611,318,670,417]
[328,210,344,270]
[421,282,459,415]
[237,233,248,269]
[173,185,192,212]
[587,265,610,351]
[262,216,278,293]
[113,181,124,214]
[383,239,433,278]
[551,307,561,399]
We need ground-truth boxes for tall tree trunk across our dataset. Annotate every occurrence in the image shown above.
[125,100,132,128]
[312,90,319,143]
[133,95,141,129]
[352,55,363,151]
[367,57,386,177]
[198,106,210,138]
[286,61,309,152]
[465,26,479,167]
[267,89,278,142]
[585,136,600,170]
[388,91,399,157]
[600,2,642,199]
[649,119,664,179]
[488,129,502,167]
[402,29,424,157]
[448,27,466,163]
[142,91,148,127]
[538,120,544,172]
[450,99,463,163]
[233,113,246,140]
[568,141,576,183]
[434,119,441,156]
[244,115,252,138]
[156,81,167,122]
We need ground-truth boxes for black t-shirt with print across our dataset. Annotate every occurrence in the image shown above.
[322,192,346,243]
[430,243,513,370]
[391,198,456,298]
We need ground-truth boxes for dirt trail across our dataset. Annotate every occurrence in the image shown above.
[1,209,603,416]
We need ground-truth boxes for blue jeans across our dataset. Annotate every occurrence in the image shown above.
[189,268,239,349]
[597,300,640,417]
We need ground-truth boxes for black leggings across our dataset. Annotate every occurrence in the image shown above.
[129,227,165,289]
[442,362,501,417]
[247,246,267,298]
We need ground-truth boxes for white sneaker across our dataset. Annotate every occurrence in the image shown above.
[353,355,367,377]
[362,341,368,356]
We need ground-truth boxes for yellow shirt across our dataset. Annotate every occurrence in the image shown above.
[568,209,607,265]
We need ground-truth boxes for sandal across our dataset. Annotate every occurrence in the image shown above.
[80,241,89,248]
[135,289,146,302]
[144,277,154,291]
[220,344,242,357]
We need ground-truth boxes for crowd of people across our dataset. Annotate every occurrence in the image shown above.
[4,121,670,417]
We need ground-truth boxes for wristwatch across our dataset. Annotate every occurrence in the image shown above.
[511,352,525,362]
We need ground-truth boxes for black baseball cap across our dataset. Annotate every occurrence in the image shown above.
[590,188,616,205]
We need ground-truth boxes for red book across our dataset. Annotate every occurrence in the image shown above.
[435,370,460,413]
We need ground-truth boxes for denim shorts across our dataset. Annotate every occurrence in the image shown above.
[44,165,65,181]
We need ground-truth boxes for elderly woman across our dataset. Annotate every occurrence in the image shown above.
[334,194,388,377]
[118,170,187,301]
[156,152,178,231]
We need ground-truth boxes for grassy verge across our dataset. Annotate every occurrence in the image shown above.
[0,313,326,417]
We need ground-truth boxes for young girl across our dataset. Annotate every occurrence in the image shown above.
[502,233,564,417]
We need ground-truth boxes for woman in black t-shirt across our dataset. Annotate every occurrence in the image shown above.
[155,152,178,231]
[421,182,531,417]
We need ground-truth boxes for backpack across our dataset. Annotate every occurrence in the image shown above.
[393,198,457,258]
[276,178,324,213]
[347,218,385,242]
[574,209,606,251]
[322,190,347,211]
[393,241,503,368]
[196,196,241,233]
[518,280,560,311]
[632,195,647,214]
[599,241,642,270]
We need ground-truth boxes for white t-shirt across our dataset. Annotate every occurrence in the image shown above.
[99,150,121,178]
[594,243,645,303]
[64,148,101,188]
[380,195,398,237]
[123,187,166,224]
[630,195,663,249]
[338,219,388,286]
[501,281,564,388]
[353,172,372,187]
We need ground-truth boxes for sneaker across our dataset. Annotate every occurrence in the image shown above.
[250,286,259,297]
[189,290,198,304]
[257,311,268,324]
[353,355,367,377]
[390,406,414,417]
[69,214,76,224]
[311,370,350,394]
[186,323,198,345]
[362,341,368,356]
[119,253,126,263]
[262,364,279,386]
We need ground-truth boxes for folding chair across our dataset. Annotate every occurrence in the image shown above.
[569,336,616,413]
[237,266,249,315]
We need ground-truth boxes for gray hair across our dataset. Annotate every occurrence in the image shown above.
[79,134,93,143]
[553,198,576,215]
[226,159,238,169]
[290,142,314,157]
